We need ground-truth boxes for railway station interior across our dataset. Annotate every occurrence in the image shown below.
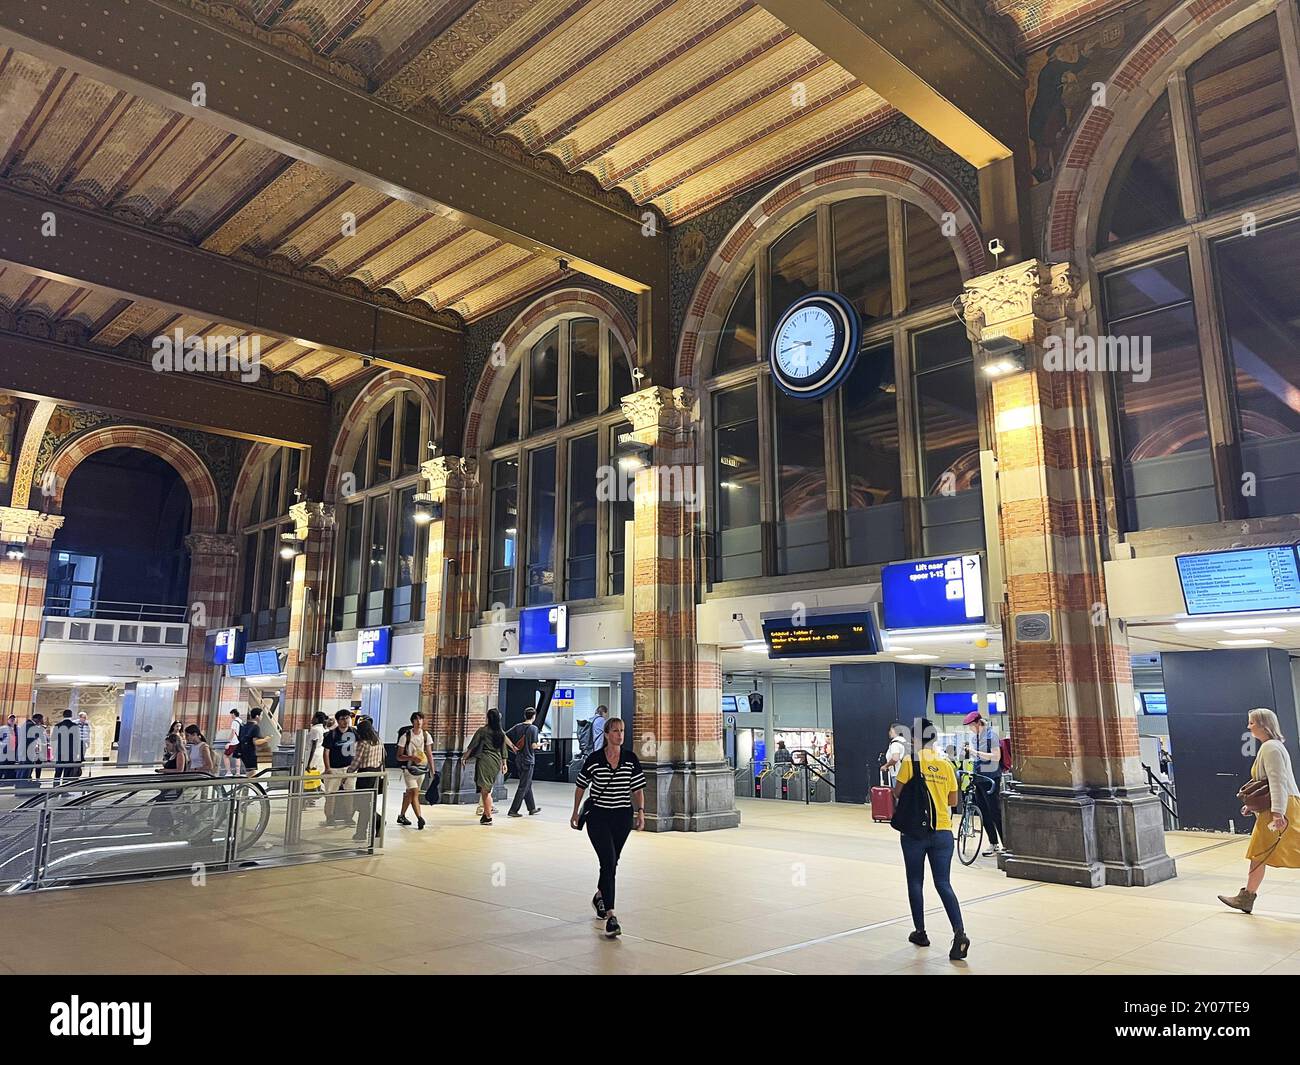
[2,0,1300,978]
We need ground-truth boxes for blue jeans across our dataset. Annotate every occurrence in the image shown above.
[900,830,964,934]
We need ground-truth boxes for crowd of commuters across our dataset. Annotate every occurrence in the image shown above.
[0,710,93,779]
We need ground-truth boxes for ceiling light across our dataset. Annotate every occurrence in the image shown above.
[1175,613,1300,631]
[742,641,769,654]
[897,653,940,661]
[1224,627,1286,635]
[1217,639,1273,647]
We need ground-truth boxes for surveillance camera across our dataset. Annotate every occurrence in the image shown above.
[142,663,154,673]
[987,238,1005,257]
[361,355,373,368]
[557,257,571,273]
[731,612,744,622]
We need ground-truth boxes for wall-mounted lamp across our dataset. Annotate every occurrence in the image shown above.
[980,336,1028,377]
[279,533,305,560]
[412,492,441,525]
[4,542,25,561]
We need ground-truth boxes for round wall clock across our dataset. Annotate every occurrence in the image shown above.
[769,291,861,399]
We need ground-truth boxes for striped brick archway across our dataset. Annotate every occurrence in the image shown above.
[45,425,220,533]
[675,154,987,385]
[323,370,439,504]
[227,441,276,532]
[1042,0,1276,262]
[463,287,637,459]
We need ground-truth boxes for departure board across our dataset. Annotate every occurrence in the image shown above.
[1176,546,1300,615]
[762,611,879,658]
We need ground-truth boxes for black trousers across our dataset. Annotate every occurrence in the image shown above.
[585,807,633,911]
[974,773,1003,846]
[508,764,537,814]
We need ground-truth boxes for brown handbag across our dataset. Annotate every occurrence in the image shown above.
[1238,777,1271,814]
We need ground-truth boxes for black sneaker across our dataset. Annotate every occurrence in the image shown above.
[949,932,970,960]
[480,815,492,825]
[507,811,523,818]
[592,892,607,920]
[604,915,622,939]
[528,807,542,815]
[396,815,411,827]
[416,817,425,830]
[908,930,930,947]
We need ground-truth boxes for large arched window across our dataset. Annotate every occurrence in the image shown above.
[333,390,433,630]
[1094,8,1300,530]
[482,316,635,608]
[238,447,302,642]
[706,191,978,582]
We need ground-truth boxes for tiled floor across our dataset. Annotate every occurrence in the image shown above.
[4,780,1299,975]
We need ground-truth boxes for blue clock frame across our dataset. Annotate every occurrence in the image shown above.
[769,290,862,399]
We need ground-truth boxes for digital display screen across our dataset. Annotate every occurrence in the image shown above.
[762,611,879,659]
[356,626,392,667]
[212,627,244,665]
[1176,546,1300,615]
[228,649,281,677]
[722,694,738,715]
[882,554,985,630]
[934,691,1004,715]
[1140,691,1168,716]
[519,605,568,655]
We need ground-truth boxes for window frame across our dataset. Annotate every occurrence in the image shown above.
[237,447,303,642]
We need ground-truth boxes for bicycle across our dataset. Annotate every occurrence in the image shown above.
[955,768,992,866]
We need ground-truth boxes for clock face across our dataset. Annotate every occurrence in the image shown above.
[769,292,860,398]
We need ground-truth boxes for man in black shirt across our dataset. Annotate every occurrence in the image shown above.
[506,708,541,818]
[238,708,263,776]
[322,710,357,827]
[52,709,83,781]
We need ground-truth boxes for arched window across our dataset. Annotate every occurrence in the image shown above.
[1094,9,1300,530]
[333,390,433,630]
[238,447,302,642]
[706,190,975,582]
[483,316,635,608]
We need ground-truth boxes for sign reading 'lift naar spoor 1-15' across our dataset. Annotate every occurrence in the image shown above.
[881,554,985,631]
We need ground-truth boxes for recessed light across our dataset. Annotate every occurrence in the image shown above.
[1224,627,1285,635]
[1217,639,1273,647]
[897,653,940,661]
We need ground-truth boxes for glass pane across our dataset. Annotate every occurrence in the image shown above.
[400,394,422,475]
[833,197,892,325]
[350,430,369,494]
[773,389,828,574]
[525,446,557,604]
[1098,93,1182,248]
[768,213,819,337]
[714,384,762,581]
[914,323,980,496]
[529,327,560,432]
[372,399,396,486]
[273,528,294,610]
[258,528,277,611]
[286,449,301,506]
[608,422,634,593]
[396,487,418,591]
[341,503,364,600]
[249,470,265,524]
[368,495,389,594]
[1102,253,1193,323]
[265,453,282,517]
[493,366,521,447]
[566,434,598,600]
[488,458,519,610]
[241,532,258,613]
[1190,14,1300,212]
[905,203,963,310]
[609,331,634,411]
[842,342,904,566]
[715,270,757,374]
[569,317,600,421]
[1217,218,1300,518]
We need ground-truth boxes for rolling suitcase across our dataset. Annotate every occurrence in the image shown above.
[870,770,895,822]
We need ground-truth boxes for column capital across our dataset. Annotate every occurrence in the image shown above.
[184,531,239,557]
[289,500,335,536]
[0,505,63,542]
[420,455,476,493]
[960,259,1080,345]
[620,385,696,433]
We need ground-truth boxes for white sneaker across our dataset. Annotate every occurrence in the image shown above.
[981,847,997,857]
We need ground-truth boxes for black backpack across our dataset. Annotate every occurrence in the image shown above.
[890,749,936,838]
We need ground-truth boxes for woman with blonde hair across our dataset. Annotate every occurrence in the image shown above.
[1219,708,1300,914]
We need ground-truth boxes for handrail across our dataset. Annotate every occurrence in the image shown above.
[1140,762,1178,827]
[43,597,188,622]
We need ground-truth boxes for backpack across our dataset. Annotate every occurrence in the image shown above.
[890,751,936,838]
[999,736,1013,773]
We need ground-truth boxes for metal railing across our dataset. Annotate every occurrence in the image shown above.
[733,754,835,804]
[43,597,188,622]
[0,767,385,892]
[1141,762,1179,830]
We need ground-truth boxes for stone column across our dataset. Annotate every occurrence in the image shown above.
[0,507,63,714]
[417,457,499,802]
[962,260,1174,887]
[621,386,738,831]
[176,532,238,731]
[281,501,335,731]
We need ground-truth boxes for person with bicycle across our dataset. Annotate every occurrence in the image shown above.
[962,710,1005,858]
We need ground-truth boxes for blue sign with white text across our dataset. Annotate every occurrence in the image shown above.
[882,554,985,630]
[519,605,568,655]
[357,626,392,667]
[212,626,245,665]
[1176,546,1300,616]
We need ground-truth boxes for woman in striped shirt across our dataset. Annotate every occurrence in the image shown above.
[570,716,645,939]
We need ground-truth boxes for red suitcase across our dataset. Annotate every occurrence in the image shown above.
[870,770,895,823]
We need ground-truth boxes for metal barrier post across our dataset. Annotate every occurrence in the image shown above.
[376,770,385,850]
[29,805,50,891]
[224,783,241,867]
[285,730,306,847]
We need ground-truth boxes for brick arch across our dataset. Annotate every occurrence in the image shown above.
[228,441,277,532]
[463,287,637,459]
[324,370,439,504]
[676,154,986,385]
[1043,0,1275,263]
[46,426,220,533]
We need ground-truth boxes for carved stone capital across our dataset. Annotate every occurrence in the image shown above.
[289,500,336,537]
[185,532,239,557]
[0,505,64,543]
[421,455,477,494]
[620,385,697,433]
[961,260,1081,345]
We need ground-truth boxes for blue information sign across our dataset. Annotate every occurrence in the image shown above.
[519,605,568,655]
[356,626,392,667]
[1140,692,1168,716]
[882,554,985,630]
[933,691,1004,715]
[228,648,281,677]
[212,626,244,665]
[1176,546,1300,616]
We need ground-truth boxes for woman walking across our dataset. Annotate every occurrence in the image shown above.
[463,709,515,825]
[183,724,215,775]
[1219,707,1300,914]
[893,718,969,960]
[348,716,387,843]
[570,716,645,939]
[396,712,433,829]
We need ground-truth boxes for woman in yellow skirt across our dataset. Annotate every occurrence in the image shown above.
[1218,708,1300,914]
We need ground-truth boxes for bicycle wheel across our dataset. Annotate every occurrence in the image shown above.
[957,803,983,866]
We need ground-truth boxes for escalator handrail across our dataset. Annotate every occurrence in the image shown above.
[9,771,222,811]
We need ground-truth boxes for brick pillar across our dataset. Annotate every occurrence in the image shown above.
[963,261,1174,887]
[417,457,498,802]
[281,501,335,731]
[176,532,238,731]
[622,386,738,831]
[0,507,63,714]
